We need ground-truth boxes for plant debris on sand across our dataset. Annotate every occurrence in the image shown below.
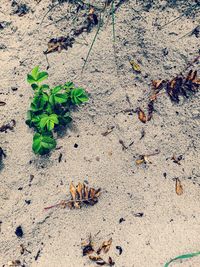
[45,182,101,210]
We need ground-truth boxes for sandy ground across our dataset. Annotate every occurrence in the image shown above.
[1,0,200,266]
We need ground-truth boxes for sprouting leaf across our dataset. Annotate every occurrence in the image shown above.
[130,60,141,73]
[175,178,183,195]
[27,66,48,84]
[32,133,56,155]
[164,251,200,267]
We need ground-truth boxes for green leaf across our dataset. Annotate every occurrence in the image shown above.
[54,94,68,104]
[164,251,200,267]
[27,74,36,84]
[71,88,89,105]
[52,86,62,94]
[39,113,59,131]
[63,81,75,90]
[31,84,39,90]
[37,72,48,82]
[31,93,49,111]
[32,133,56,155]
[40,84,49,90]
[31,66,39,80]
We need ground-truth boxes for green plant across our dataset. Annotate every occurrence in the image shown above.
[26,66,89,155]
[164,251,200,267]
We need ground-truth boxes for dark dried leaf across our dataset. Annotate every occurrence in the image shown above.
[116,246,123,255]
[0,101,6,106]
[82,235,94,256]
[44,36,74,54]
[0,119,16,132]
[108,256,115,266]
[97,238,112,254]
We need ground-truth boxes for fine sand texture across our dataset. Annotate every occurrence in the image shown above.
[0,0,200,266]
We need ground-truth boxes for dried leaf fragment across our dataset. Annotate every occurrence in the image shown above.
[82,235,94,256]
[0,119,16,132]
[152,80,164,89]
[130,60,141,73]
[175,178,183,195]
[137,108,147,123]
[44,36,74,54]
[70,182,77,202]
[97,238,112,254]
[7,260,21,266]
[89,255,106,265]
[108,256,115,266]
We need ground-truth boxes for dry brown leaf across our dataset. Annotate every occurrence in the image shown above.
[77,182,83,200]
[70,182,77,202]
[89,255,106,265]
[97,238,112,254]
[175,178,183,195]
[137,108,146,123]
[135,158,145,165]
[152,80,164,89]
[130,60,141,73]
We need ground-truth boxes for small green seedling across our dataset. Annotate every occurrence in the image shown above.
[26,66,89,155]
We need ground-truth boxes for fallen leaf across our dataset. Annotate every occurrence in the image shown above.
[44,36,74,54]
[116,246,123,255]
[82,235,94,256]
[152,80,164,89]
[137,108,146,123]
[70,182,77,202]
[0,101,6,106]
[108,256,115,266]
[97,238,112,254]
[0,119,16,132]
[77,182,83,200]
[175,178,183,195]
[130,60,141,73]
[89,255,106,265]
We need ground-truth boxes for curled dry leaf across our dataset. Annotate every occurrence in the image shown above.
[175,178,183,195]
[130,60,141,73]
[0,101,6,106]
